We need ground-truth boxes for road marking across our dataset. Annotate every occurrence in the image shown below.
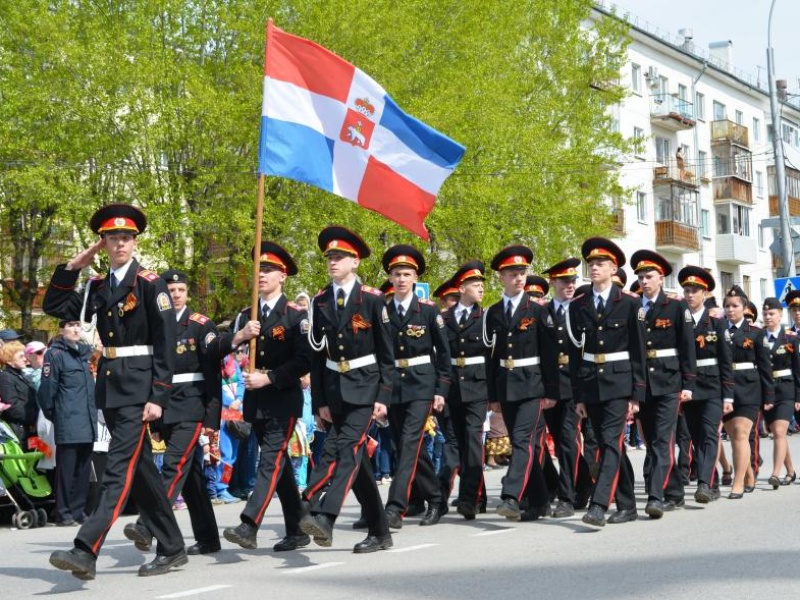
[156,585,232,598]
[387,543,438,553]
[282,562,344,574]
[472,528,516,537]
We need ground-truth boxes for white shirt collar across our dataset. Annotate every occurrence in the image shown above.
[592,285,612,303]
[395,295,413,314]
[110,259,134,285]
[502,290,525,310]
[259,295,281,314]
[175,306,187,322]
[332,278,357,302]
[552,298,569,311]
[691,307,705,323]
[728,318,745,329]
[455,302,473,318]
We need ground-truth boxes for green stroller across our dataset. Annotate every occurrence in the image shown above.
[0,421,52,529]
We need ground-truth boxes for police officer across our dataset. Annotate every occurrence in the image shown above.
[122,269,222,555]
[44,204,185,579]
[222,242,311,552]
[485,245,558,521]
[630,250,696,517]
[568,238,646,528]
[299,227,394,553]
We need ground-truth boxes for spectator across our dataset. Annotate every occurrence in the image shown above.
[0,340,39,447]
[216,353,244,503]
[37,320,97,526]
[294,292,311,311]
[289,374,315,491]
[371,418,393,485]
[26,341,57,477]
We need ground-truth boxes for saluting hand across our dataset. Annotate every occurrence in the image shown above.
[142,402,162,422]
[66,238,105,271]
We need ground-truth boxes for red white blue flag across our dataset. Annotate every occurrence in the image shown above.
[258,21,465,240]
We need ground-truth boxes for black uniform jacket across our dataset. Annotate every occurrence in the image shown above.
[485,294,558,404]
[42,260,175,409]
[766,326,800,405]
[388,296,451,403]
[543,300,574,402]
[567,285,646,404]
[309,282,394,413]
[691,309,734,402]
[642,291,696,396]
[442,304,489,404]
[727,321,774,407]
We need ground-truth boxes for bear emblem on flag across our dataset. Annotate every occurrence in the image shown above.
[340,98,376,149]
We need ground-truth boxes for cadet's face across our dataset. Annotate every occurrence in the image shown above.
[460,280,484,304]
[791,305,800,326]
[258,266,286,296]
[442,295,458,309]
[638,270,663,297]
[724,297,745,322]
[326,252,358,281]
[389,267,417,297]
[763,307,782,329]
[167,283,189,311]
[499,267,527,295]
[587,258,615,284]
[103,233,137,269]
[552,277,577,301]
[683,285,705,311]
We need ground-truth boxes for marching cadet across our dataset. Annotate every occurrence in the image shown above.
[433,279,460,311]
[485,245,558,521]
[787,290,800,333]
[379,279,395,302]
[222,242,311,552]
[300,226,394,553]
[670,267,733,504]
[44,204,186,579]
[524,275,549,299]
[381,245,451,528]
[122,269,222,556]
[568,237,646,528]
[630,250,696,517]
[612,269,627,289]
[541,258,592,517]
[721,286,773,499]
[439,261,489,519]
[760,297,800,488]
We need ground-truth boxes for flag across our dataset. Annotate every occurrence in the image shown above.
[258,21,466,240]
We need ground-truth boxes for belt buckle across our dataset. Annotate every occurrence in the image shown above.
[594,353,605,364]
[558,353,569,366]
[504,358,515,369]
[338,360,350,373]
[647,349,657,359]
[456,357,466,368]
[105,347,117,359]
[397,358,409,368]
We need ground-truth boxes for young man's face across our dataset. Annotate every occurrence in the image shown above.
[325,251,359,280]
[791,305,800,326]
[499,267,527,296]
[103,233,137,269]
[587,258,616,285]
[389,267,417,297]
[683,285,705,311]
[638,269,664,298]
[258,266,286,297]
[167,283,189,312]
[551,277,577,301]
[459,280,484,305]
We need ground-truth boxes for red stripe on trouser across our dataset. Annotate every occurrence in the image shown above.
[661,401,682,490]
[339,418,374,513]
[606,422,627,507]
[304,460,337,502]
[573,430,583,487]
[402,406,433,512]
[166,422,203,500]
[537,428,547,465]
[516,404,542,502]
[92,424,148,555]
[255,417,296,524]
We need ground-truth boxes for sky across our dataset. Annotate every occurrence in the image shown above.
[605,0,800,93]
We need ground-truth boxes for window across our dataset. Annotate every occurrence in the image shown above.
[678,84,688,101]
[655,137,671,164]
[633,126,645,156]
[743,275,751,298]
[701,209,711,238]
[695,92,706,120]
[720,271,733,292]
[713,100,726,121]
[755,171,764,197]
[758,223,765,249]
[717,209,729,234]
[698,150,708,180]
[658,76,669,95]
[761,278,768,300]
[735,110,744,125]
[664,263,678,290]
[657,187,698,225]
[631,63,641,94]
[636,191,648,223]
[753,117,761,142]
[726,204,751,236]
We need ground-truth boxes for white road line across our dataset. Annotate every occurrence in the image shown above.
[156,585,232,599]
[282,562,345,574]
[472,528,516,537]
[387,543,439,553]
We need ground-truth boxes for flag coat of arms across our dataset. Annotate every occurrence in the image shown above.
[258,21,466,239]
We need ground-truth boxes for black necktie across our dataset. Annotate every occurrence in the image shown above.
[109,274,117,291]
[596,296,604,316]
[770,334,776,343]
[459,308,469,326]
[505,301,513,323]
[556,305,565,319]
[262,304,269,320]
[643,300,651,314]
[336,288,346,314]
[398,304,405,319]
[729,325,737,333]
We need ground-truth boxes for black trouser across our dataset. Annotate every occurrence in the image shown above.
[136,421,219,551]
[581,416,600,477]
[544,400,592,506]
[499,398,542,502]
[585,399,635,511]
[55,443,93,523]
[438,400,487,507]
[675,412,692,483]
[675,400,722,488]
[76,405,184,557]
[639,392,681,502]
[522,414,551,510]
[436,405,460,503]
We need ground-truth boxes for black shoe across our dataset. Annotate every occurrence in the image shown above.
[56,519,77,527]
[495,497,521,521]
[405,501,426,517]
[477,499,487,514]
[273,534,311,552]
[694,484,713,504]
[420,504,442,526]
[581,503,606,527]
[49,547,96,581]
[728,492,743,500]
[644,499,664,519]
[783,472,797,486]
[607,508,638,524]
[663,498,685,511]
[552,501,575,518]
[456,501,477,521]
[353,533,393,554]
[744,485,755,493]
[384,508,403,529]
[186,541,221,555]
[138,550,188,577]
[710,486,722,501]
[768,475,781,489]
[450,497,460,507]
[223,522,259,550]
[573,490,590,511]
[298,513,333,547]
[352,517,368,530]
[521,503,551,522]
[721,471,732,486]
[123,522,153,552]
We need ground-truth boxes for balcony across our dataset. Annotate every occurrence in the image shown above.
[713,177,753,205]
[649,94,695,131]
[653,164,699,189]
[655,221,700,253]
[768,195,800,217]
[715,233,758,265]
[711,120,749,148]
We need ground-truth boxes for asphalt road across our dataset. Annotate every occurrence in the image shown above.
[4,436,800,599]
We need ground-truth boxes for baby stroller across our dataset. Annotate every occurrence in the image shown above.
[0,421,52,529]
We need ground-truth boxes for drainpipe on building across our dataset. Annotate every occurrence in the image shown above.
[692,60,708,269]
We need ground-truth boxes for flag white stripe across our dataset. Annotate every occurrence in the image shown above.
[264,77,346,140]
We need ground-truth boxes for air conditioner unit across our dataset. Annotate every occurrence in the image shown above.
[646,66,659,80]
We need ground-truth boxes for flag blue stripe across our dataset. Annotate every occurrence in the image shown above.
[259,116,335,192]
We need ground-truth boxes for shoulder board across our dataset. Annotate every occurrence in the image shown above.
[315,285,330,298]
[138,269,159,282]
[286,301,303,311]
[189,312,209,324]
[419,298,436,306]
[623,291,639,298]
[361,285,383,296]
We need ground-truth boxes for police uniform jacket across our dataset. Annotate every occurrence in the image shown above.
[567,285,646,404]
[309,282,394,413]
[42,260,175,410]
[765,326,800,404]
[388,296,451,403]
[442,305,489,404]
[544,300,574,402]
[727,321,774,407]
[642,291,696,396]
[164,306,223,427]
[229,295,311,421]
[485,295,558,403]
[691,309,734,402]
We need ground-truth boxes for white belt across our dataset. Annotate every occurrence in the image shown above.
[172,373,205,384]
[102,345,153,359]
[583,351,629,364]
[451,356,486,367]
[395,355,431,368]
[773,369,792,379]
[501,356,540,369]
[733,362,755,371]
[325,354,376,373]
[646,348,677,359]
[696,358,718,367]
